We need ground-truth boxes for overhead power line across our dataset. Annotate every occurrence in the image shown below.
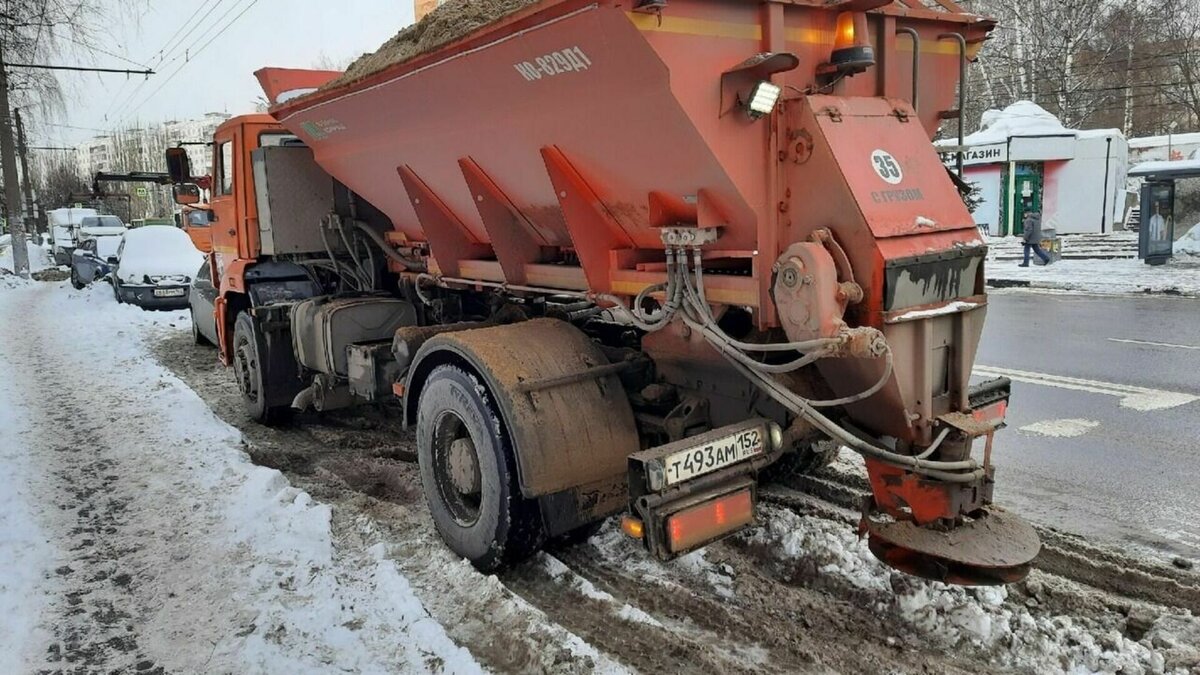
[109,0,262,130]
[101,0,220,123]
[8,63,154,75]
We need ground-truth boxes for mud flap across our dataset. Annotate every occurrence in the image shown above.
[250,304,305,408]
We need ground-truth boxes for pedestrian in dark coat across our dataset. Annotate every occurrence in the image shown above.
[1020,202,1050,267]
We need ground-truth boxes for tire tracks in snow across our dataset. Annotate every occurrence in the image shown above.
[154,330,998,674]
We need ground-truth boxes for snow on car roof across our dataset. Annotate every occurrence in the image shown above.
[116,226,204,283]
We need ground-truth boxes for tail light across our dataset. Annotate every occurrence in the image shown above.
[830,12,875,73]
[665,488,754,553]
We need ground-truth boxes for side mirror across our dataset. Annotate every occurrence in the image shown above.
[165,147,192,183]
[106,256,119,266]
[172,183,202,206]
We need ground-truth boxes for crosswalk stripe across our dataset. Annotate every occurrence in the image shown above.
[974,365,1199,412]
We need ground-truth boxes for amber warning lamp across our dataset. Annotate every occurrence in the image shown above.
[826,12,875,74]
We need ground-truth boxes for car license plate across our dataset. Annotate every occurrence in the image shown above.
[663,426,765,487]
[153,288,185,298]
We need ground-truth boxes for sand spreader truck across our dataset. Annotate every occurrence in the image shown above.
[167,0,1040,584]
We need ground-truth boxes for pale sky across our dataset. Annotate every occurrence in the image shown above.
[38,0,412,147]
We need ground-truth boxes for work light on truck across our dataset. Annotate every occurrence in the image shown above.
[746,80,782,119]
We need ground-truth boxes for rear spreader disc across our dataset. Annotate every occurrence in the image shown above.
[865,506,1041,586]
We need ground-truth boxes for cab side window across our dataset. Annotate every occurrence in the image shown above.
[217,141,234,195]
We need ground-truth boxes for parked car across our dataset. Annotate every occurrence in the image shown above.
[49,207,100,265]
[188,259,219,344]
[109,225,204,309]
[69,217,128,288]
[69,234,122,289]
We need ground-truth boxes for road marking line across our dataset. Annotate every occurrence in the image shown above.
[1019,418,1099,438]
[974,365,1199,412]
[1108,338,1200,351]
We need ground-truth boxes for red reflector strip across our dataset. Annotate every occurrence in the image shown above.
[666,489,754,553]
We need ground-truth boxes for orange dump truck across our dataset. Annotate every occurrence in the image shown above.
[171,0,1040,583]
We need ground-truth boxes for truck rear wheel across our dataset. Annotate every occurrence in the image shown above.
[233,312,292,425]
[416,364,544,570]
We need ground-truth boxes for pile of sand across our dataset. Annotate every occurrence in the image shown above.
[323,0,543,92]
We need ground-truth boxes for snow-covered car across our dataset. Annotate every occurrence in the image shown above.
[109,226,204,309]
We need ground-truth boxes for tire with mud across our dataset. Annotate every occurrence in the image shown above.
[416,364,544,571]
[70,267,85,290]
[111,277,123,303]
[232,311,292,425]
[763,438,841,482]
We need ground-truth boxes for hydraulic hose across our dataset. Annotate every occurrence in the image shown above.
[671,246,980,482]
[713,341,983,482]
[351,219,427,272]
[679,251,841,353]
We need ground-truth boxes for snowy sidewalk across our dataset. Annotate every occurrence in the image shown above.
[987,253,1200,297]
[0,280,478,673]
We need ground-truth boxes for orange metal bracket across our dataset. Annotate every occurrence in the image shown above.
[397,165,492,277]
[540,146,637,294]
[459,157,549,285]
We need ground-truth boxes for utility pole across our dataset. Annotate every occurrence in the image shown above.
[14,108,37,239]
[0,41,30,277]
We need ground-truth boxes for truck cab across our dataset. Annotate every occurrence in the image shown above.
[174,114,301,365]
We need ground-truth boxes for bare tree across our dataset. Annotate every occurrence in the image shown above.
[37,156,87,207]
[959,0,1185,136]
[1158,0,1200,130]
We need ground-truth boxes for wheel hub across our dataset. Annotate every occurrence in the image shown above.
[447,437,481,495]
[234,341,258,400]
[432,411,484,526]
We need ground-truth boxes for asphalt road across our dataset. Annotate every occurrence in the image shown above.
[976,289,1200,561]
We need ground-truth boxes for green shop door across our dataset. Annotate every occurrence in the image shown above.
[1000,162,1044,236]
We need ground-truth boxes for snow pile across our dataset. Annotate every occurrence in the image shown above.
[1177,223,1200,256]
[744,506,1198,674]
[940,101,1120,149]
[0,237,52,273]
[0,349,56,674]
[961,101,1068,146]
[987,255,1200,296]
[0,282,481,673]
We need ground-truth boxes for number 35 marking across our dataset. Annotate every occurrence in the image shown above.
[871,149,904,185]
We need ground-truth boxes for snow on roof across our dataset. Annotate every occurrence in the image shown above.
[1127,158,1200,178]
[935,101,1124,147]
[1128,131,1200,149]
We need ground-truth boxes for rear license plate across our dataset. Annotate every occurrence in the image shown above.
[663,426,765,487]
[153,288,185,298]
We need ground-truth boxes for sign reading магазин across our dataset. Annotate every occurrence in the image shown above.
[938,142,1007,166]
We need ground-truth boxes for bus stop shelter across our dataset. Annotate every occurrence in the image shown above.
[1129,159,1200,265]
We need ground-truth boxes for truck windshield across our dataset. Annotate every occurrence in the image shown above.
[80,215,124,228]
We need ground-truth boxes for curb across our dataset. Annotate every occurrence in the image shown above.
[986,278,1200,299]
